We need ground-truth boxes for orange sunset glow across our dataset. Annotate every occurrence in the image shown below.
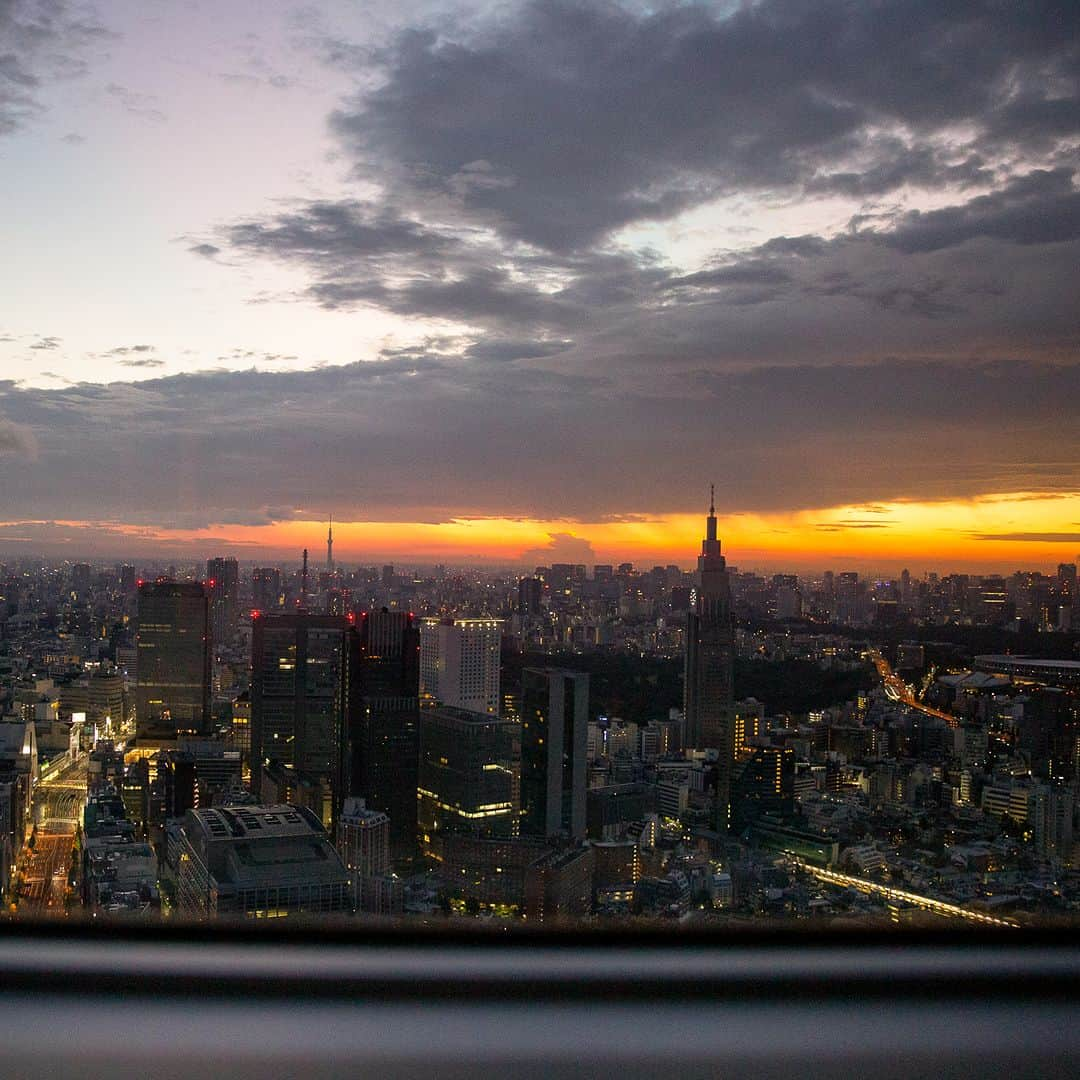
[26,490,1079,573]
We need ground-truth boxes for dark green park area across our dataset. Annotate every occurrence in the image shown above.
[502,649,877,724]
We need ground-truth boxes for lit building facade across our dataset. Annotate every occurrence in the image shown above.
[419,618,502,715]
[417,705,520,852]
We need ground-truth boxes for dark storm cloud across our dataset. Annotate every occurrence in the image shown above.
[880,169,1080,253]
[0,0,107,136]
[153,0,1079,528]
[323,0,1080,251]
[222,198,672,331]
[0,357,1076,526]
[224,200,455,260]
[209,0,1080,369]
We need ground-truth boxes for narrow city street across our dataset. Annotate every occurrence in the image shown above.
[14,755,87,918]
[18,822,77,916]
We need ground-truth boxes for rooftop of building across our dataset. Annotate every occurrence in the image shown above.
[975,655,1080,671]
[935,671,1011,690]
[339,798,390,826]
[185,804,325,843]
[181,804,351,891]
[529,846,593,872]
[426,704,516,726]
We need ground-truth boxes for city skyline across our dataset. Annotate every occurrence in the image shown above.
[0,1,1077,572]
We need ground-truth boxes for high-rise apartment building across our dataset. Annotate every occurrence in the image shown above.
[417,705,520,851]
[519,668,589,841]
[347,609,420,857]
[335,796,396,912]
[336,797,390,879]
[683,489,735,829]
[250,612,349,824]
[419,617,501,715]
[135,581,212,741]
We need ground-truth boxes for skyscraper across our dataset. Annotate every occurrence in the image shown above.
[250,611,350,826]
[517,576,543,616]
[683,487,735,829]
[206,557,239,645]
[135,581,212,742]
[327,515,334,576]
[347,609,421,859]
[252,567,283,612]
[419,617,502,715]
[519,668,589,842]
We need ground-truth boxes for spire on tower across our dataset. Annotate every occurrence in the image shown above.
[705,483,718,546]
[327,513,334,574]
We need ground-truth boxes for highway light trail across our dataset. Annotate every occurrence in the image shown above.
[795,861,1020,928]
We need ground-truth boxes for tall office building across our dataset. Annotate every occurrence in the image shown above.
[250,612,349,825]
[519,668,589,841]
[206,557,239,644]
[252,567,283,612]
[419,617,502,715]
[683,488,735,829]
[417,706,520,851]
[517,576,543,616]
[347,609,421,858]
[135,581,212,742]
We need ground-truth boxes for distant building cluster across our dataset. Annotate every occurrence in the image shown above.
[0,534,1077,925]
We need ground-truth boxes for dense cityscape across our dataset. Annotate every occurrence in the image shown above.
[2,0,1079,1073]
[1,504,1077,927]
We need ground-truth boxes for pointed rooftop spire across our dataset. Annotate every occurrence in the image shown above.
[709,483,715,516]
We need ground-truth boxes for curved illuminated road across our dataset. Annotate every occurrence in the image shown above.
[795,860,1019,928]
[869,649,959,728]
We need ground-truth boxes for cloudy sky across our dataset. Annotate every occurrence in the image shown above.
[0,0,1078,571]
